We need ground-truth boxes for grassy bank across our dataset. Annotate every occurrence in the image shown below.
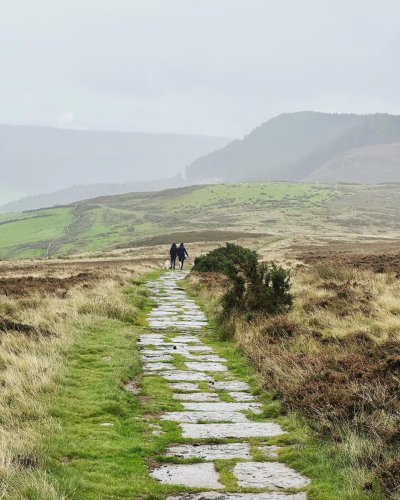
[184,263,400,499]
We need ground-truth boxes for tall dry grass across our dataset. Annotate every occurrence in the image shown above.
[188,263,400,497]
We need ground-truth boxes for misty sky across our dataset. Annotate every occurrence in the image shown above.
[1,0,400,138]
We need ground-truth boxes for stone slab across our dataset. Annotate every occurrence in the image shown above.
[181,422,284,439]
[211,381,250,391]
[185,362,228,372]
[173,392,221,402]
[166,443,251,460]
[150,463,223,489]
[182,402,262,413]
[187,345,213,352]
[141,354,173,362]
[171,336,201,343]
[233,462,310,489]
[184,354,227,362]
[143,362,176,371]
[168,382,200,392]
[167,493,307,500]
[161,411,249,423]
[228,391,257,401]
[159,371,213,382]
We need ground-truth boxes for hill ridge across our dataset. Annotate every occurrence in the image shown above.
[185,111,400,184]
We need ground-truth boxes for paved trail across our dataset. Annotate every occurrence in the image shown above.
[142,271,309,499]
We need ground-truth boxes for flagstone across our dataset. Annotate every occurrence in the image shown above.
[181,422,284,439]
[150,463,223,489]
[233,462,310,489]
[166,443,251,460]
[173,392,221,402]
[185,362,228,372]
[161,411,249,423]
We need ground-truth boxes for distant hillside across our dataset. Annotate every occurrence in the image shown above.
[0,182,399,259]
[304,143,400,183]
[185,112,400,183]
[0,124,232,195]
[0,176,186,214]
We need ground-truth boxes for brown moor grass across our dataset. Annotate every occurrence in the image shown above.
[188,262,400,497]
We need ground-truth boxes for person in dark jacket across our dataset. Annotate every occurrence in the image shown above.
[177,243,189,270]
[169,243,178,269]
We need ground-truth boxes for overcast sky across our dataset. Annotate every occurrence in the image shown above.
[1,0,400,138]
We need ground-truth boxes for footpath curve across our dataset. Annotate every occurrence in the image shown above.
[141,271,310,499]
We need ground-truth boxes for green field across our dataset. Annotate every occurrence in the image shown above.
[0,182,399,259]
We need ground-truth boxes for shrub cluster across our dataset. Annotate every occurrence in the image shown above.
[193,243,293,316]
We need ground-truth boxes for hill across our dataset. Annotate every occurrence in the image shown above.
[0,182,399,259]
[304,143,400,183]
[185,112,400,183]
[0,124,232,197]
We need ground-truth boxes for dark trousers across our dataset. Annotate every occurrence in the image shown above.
[170,257,176,269]
[179,258,185,270]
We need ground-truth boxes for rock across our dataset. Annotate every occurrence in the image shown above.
[150,463,223,488]
[233,462,310,489]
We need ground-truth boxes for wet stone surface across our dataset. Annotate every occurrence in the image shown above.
[185,362,228,372]
[150,463,223,489]
[233,462,310,489]
[144,272,309,496]
[165,443,251,460]
[168,382,200,392]
[161,411,249,423]
[182,402,262,413]
[160,371,213,382]
[181,422,285,439]
[167,493,307,499]
[173,392,221,402]
[227,391,257,401]
[210,381,250,391]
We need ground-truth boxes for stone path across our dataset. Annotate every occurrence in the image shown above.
[142,271,309,499]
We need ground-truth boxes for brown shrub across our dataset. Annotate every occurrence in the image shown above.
[282,342,400,443]
[375,458,400,497]
[260,316,301,339]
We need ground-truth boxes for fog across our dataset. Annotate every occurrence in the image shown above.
[1,0,399,138]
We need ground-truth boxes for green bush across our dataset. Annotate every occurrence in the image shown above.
[193,243,293,316]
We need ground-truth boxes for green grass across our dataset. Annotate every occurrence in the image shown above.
[0,207,72,258]
[165,182,335,209]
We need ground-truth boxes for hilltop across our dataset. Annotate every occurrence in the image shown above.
[0,181,399,259]
[185,111,400,183]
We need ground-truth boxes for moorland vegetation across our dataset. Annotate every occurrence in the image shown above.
[189,245,400,497]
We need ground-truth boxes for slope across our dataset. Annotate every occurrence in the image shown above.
[185,112,400,183]
[0,182,399,259]
[304,143,400,183]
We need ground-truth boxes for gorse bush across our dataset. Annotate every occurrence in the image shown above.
[193,243,293,316]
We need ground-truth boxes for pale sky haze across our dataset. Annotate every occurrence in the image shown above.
[1,0,400,137]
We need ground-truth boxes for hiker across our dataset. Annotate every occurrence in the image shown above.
[177,242,189,270]
[169,243,178,269]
